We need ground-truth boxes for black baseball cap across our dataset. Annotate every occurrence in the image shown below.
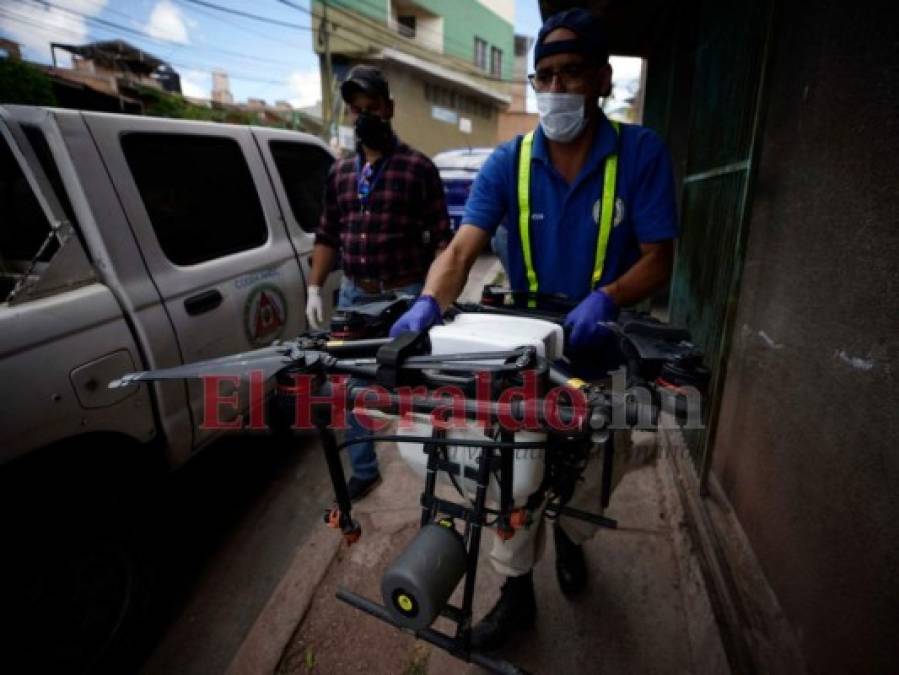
[534,8,609,67]
[340,65,390,103]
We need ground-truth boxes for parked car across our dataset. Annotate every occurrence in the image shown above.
[1,105,343,471]
[433,146,509,273]
[432,147,492,231]
[0,105,342,668]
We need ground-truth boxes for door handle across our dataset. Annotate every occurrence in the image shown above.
[184,289,223,316]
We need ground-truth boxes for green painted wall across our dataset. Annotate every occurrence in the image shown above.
[328,0,514,81]
[414,0,514,81]
[327,0,388,24]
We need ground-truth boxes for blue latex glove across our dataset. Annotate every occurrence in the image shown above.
[389,295,443,337]
[564,289,619,351]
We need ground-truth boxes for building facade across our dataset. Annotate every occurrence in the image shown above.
[497,33,539,142]
[311,0,515,155]
[211,69,234,105]
[49,40,180,101]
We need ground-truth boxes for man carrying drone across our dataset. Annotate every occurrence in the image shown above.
[390,8,679,650]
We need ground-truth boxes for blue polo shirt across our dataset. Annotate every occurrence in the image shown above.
[462,114,678,301]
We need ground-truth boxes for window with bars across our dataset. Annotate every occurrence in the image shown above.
[397,15,416,38]
[423,82,493,119]
[474,37,487,70]
[490,46,503,77]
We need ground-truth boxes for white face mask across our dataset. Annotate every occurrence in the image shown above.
[536,92,587,143]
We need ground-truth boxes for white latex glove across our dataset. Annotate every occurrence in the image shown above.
[306,285,324,330]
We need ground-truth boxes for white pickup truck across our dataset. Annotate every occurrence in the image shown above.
[0,105,342,477]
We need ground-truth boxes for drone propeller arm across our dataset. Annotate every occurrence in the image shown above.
[108,343,300,389]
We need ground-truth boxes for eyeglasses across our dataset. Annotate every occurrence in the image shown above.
[527,63,593,92]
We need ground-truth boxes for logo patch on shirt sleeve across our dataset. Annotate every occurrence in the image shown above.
[614,197,626,227]
[593,198,627,227]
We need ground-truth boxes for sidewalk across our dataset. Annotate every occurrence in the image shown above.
[276,434,728,675]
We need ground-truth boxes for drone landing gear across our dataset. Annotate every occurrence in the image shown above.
[334,431,531,675]
[320,431,617,675]
[319,425,361,545]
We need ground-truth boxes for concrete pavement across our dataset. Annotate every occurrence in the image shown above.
[276,435,728,675]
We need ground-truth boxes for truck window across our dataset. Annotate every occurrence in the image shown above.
[121,133,268,265]
[0,133,58,301]
[21,125,80,232]
[269,141,333,233]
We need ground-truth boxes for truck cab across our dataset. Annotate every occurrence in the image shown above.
[0,105,342,471]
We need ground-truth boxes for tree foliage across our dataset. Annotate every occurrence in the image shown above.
[0,58,57,106]
[137,86,279,127]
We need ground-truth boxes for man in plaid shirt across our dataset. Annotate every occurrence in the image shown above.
[306,65,451,500]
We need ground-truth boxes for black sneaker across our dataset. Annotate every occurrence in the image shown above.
[470,571,536,651]
[553,523,587,596]
[346,473,382,502]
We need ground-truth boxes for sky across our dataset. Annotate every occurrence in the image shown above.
[0,1,638,114]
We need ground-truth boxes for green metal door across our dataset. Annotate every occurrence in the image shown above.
[668,0,775,484]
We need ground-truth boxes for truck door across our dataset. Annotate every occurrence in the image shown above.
[85,115,305,445]
[0,111,152,464]
[252,128,342,324]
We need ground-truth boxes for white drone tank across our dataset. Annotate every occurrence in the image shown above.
[395,313,565,505]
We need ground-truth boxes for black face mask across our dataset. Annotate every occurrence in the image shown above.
[355,111,393,152]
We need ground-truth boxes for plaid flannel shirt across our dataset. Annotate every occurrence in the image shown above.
[316,140,452,282]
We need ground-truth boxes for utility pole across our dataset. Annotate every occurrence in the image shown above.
[320,0,335,143]
[279,0,335,142]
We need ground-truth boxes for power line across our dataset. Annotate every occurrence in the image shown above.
[274,0,520,85]
[170,0,309,51]
[324,0,507,70]
[0,8,298,87]
[108,0,524,88]
[304,0,518,83]
[6,0,306,70]
[2,0,523,101]
[180,0,311,31]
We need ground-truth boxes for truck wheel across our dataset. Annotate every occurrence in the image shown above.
[0,440,163,673]
[5,535,156,672]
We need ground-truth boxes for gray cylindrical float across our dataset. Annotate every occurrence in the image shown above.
[381,523,467,630]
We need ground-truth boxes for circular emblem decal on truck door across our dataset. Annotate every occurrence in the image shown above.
[244,284,287,347]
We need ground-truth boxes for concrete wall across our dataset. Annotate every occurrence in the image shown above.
[497,110,538,143]
[709,3,899,673]
[384,62,499,155]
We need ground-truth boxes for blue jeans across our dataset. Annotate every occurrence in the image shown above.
[338,278,424,479]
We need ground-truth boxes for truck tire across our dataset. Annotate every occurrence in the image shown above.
[0,437,164,673]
